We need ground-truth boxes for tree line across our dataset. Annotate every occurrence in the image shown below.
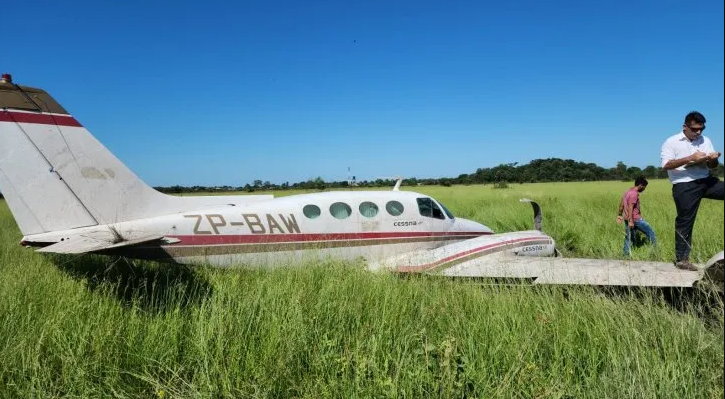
[150,158,724,194]
[0,158,722,199]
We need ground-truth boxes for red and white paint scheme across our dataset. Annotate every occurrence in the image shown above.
[0,74,722,288]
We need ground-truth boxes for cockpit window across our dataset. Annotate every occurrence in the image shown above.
[417,197,445,220]
[439,202,455,220]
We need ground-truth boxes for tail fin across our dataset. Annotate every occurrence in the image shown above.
[0,75,269,236]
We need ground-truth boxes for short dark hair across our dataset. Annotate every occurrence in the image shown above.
[635,176,648,187]
[684,111,706,125]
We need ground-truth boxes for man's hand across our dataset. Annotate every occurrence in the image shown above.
[706,151,721,169]
[628,220,634,228]
[688,151,709,165]
[617,215,623,224]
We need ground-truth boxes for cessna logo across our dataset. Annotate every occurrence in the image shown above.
[520,245,546,252]
[393,221,418,227]
[184,213,301,235]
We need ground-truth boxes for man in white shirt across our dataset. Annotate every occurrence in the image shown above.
[660,111,723,271]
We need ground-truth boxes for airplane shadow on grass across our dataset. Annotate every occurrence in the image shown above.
[49,254,213,314]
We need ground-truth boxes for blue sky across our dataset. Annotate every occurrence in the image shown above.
[3,0,724,187]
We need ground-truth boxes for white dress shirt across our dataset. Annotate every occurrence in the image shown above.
[660,131,716,184]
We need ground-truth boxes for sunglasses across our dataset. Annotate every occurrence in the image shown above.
[685,125,705,133]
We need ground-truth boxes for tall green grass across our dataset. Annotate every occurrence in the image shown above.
[416,179,724,263]
[0,180,723,398]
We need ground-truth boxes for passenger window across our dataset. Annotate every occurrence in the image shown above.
[417,198,445,220]
[386,201,404,216]
[303,204,321,219]
[359,201,379,218]
[330,202,352,219]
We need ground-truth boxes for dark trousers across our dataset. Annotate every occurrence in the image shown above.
[672,176,724,261]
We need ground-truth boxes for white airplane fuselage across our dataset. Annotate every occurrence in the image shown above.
[20,190,495,267]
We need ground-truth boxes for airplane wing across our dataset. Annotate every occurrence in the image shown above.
[438,254,703,288]
[370,232,721,288]
[36,234,179,254]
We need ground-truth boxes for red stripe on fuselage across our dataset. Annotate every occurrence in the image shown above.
[167,231,492,245]
[0,111,82,127]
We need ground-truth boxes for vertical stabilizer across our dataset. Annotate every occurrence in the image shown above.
[0,75,99,234]
[0,74,270,236]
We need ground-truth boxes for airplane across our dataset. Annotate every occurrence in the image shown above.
[0,73,722,290]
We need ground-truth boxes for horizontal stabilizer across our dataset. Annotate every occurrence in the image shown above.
[36,234,178,254]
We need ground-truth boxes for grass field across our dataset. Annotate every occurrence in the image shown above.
[0,179,723,398]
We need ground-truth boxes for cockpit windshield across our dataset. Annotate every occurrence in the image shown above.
[439,202,455,220]
[417,197,446,220]
[417,198,455,220]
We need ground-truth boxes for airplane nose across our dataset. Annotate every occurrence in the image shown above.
[451,218,494,234]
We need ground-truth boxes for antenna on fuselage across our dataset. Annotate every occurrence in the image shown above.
[376,175,403,191]
[375,175,404,191]
[393,176,403,191]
